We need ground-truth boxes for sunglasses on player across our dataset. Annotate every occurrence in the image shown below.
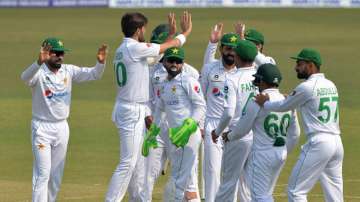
[166,58,183,64]
[50,51,65,57]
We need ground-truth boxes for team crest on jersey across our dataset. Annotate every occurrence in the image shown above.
[63,77,68,85]
[156,89,161,97]
[38,143,45,150]
[212,87,222,97]
[194,85,200,93]
[171,86,177,93]
[214,74,219,80]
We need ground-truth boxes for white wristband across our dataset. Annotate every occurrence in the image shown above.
[175,34,186,46]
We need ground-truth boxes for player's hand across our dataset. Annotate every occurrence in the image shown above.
[145,116,153,130]
[97,44,108,64]
[234,21,246,40]
[180,11,192,37]
[209,23,223,43]
[255,93,270,106]
[222,131,231,142]
[168,12,177,37]
[38,44,52,65]
[211,129,219,143]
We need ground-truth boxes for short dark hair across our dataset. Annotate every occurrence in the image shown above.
[121,12,148,37]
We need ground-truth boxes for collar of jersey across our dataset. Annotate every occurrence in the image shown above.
[237,65,256,71]
[43,63,64,75]
[262,88,279,94]
[308,73,325,80]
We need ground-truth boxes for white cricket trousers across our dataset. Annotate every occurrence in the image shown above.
[288,133,344,202]
[215,135,253,202]
[106,102,146,202]
[163,129,202,202]
[31,119,69,202]
[246,147,287,202]
[203,118,223,202]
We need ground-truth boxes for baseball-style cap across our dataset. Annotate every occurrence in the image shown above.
[164,47,185,60]
[290,48,322,67]
[220,33,240,48]
[245,29,265,45]
[253,63,282,85]
[42,37,70,52]
[150,24,170,44]
[234,40,258,62]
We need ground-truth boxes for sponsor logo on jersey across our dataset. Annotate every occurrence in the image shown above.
[166,100,179,105]
[212,87,222,97]
[44,89,69,99]
[157,89,161,97]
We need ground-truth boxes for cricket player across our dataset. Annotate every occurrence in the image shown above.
[21,37,108,202]
[142,24,200,201]
[200,32,240,202]
[150,47,206,201]
[212,40,258,201]
[106,12,192,202]
[222,63,300,202]
[255,48,344,202]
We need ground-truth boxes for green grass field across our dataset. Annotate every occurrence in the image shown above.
[1,7,360,201]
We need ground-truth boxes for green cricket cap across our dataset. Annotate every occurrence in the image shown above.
[254,63,282,85]
[42,37,69,52]
[220,33,240,48]
[290,48,322,67]
[150,24,170,44]
[164,47,185,60]
[234,40,258,62]
[245,29,265,45]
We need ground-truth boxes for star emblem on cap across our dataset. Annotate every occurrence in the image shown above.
[230,36,237,43]
[172,48,179,54]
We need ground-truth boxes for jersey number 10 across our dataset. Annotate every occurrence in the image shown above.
[114,61,127,87]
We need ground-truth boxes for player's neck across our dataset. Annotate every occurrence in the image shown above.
[46,62,60,74]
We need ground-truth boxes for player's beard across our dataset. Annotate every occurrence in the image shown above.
[166,66,181,78]
[296,70,309,79]
[222,53,235,66]
[47,59,62,69]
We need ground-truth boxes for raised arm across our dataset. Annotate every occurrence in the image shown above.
[71,44,108,83]
[159,11,192,53]
[203,23,223,65]
[21,45,51,86]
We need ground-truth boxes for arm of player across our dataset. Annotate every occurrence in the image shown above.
[153,90,165,127]
[286,110,301,153]
[186,78,206,128]
[214,79,237,136]
[200,63,211,97]
[71,44,108,83]
[227,100,260,141]
[159,11,192,53]
[203,23,222,65]
[21,45,52,86]
[21,62,41,86]
[262,84,312,112]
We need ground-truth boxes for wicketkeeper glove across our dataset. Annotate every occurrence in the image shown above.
[142,123,161,157]
[169,118,198,148]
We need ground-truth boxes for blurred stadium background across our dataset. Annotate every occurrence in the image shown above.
[0,0,360,201]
